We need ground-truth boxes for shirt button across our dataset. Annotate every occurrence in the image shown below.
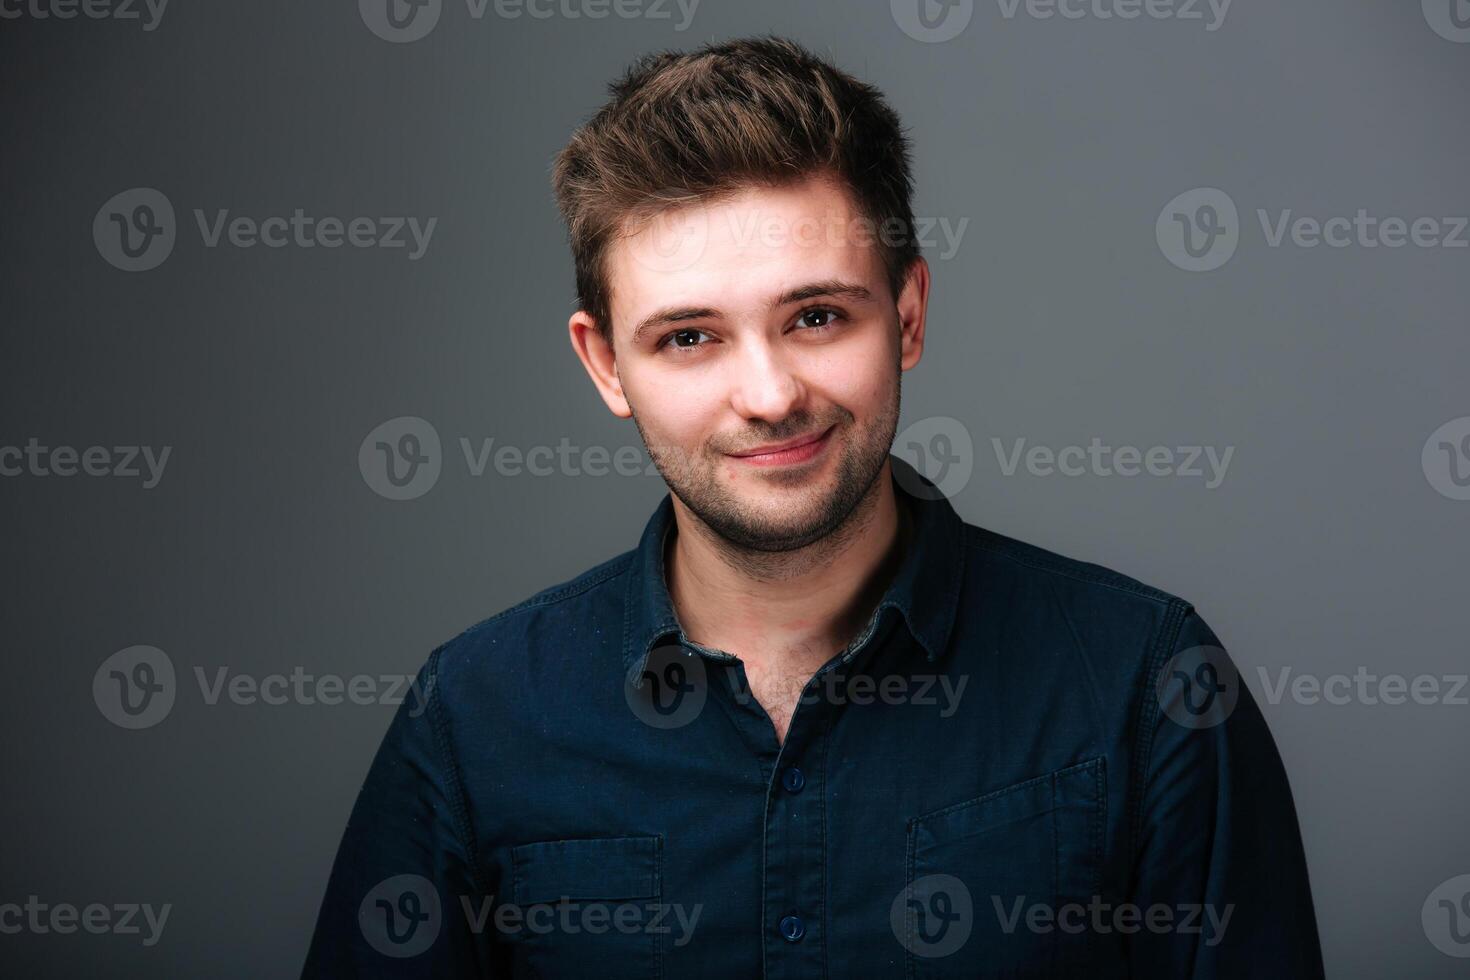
[778,914,805,942]
[781,767,805,793]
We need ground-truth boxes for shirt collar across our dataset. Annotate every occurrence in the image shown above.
[621,455,967,679]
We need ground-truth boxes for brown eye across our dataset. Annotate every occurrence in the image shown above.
[663,328,709,350]
[798,308,840,330]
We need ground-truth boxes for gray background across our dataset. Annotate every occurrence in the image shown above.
[2,0,1467,976]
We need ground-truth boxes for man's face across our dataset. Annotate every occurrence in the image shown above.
[585,173,926,552]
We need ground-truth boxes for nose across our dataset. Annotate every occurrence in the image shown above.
[726,336,805,423]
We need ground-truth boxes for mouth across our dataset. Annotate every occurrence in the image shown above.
[726,425,835,467]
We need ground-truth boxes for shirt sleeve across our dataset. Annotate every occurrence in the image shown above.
[301,647,499,977]
[1126,606,1325,978]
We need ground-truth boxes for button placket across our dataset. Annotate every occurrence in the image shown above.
[761,653,839,977]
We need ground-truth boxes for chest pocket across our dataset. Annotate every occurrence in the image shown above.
[901,758,1106,979]
[506,835,663,979]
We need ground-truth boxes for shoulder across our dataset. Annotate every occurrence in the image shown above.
[956,521,1212,676]
[427,548,637,687]
[961,522,1186,611]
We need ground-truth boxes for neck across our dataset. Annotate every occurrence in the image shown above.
[665,460,909,667]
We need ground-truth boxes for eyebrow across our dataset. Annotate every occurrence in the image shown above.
[628,280,875,347]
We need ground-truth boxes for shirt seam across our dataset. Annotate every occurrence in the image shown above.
[1125,596,1192,876]
[424,643,488,895]
[452,554,634,646]
[911,756,1106,825]
[964,527,1180,608]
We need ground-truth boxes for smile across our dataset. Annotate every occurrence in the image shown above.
[726,426,834,467]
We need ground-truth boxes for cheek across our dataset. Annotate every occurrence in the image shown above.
[811,335,895,415]
[626,368,721,440]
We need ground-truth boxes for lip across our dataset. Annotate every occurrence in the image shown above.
[727,425,834,466]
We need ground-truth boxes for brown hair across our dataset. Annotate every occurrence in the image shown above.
[550,35,920,345]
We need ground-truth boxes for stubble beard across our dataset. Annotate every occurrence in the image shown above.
[630,373,902,570]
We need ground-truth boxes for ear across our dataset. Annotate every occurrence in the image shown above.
[896,256,930,372]
[568,310,632,418]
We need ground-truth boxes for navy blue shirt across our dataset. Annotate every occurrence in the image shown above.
[303,458,1323,978]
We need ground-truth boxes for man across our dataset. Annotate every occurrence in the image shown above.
[304,36,1323,978]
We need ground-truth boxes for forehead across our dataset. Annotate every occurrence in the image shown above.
[604,174,885,336]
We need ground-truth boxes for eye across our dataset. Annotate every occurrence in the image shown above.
[659,327,712,352]
[796,307,843,331]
